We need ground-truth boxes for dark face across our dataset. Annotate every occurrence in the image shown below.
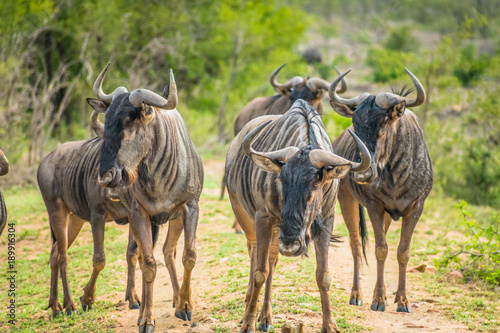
[351,96,388,154]
[290,82,322,110]
[278,147,325,257]
[97,93,155,188]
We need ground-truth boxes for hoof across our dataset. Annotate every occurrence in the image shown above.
[258,322,272,332]
[235,231,244,235]
[349,298,362,306]
[52,311,61,318]
[66,310,78,315]
[370,303,385,312]
[80,299,92,312]
[397,306,411,313]
[139,324,155,333]
[137,317,142,326]
[130,303,140,310]
[175,309,192,321]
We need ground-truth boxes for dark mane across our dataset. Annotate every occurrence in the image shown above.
[391,84,414,97]
[289,99,322,149]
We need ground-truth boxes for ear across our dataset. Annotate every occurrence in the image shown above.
[86,98,109,113]
[275,87,292,96]
[388,101,406,121]
[323,164,351,182]
[329,100,354,118]
[249,155,283,173]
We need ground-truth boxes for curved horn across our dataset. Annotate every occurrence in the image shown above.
[93,63,128,102]
[403,68,425,108]
[270,64,303,95]
[90,110,105,138]
[0,149,9,176]
[242,120,300,172]
[374,68,426,109]
[306,68,347,94]
[309,129,371,173]
[129,69,178,109]
[328,69,370,117]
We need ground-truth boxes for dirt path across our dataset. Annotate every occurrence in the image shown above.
[113,160,470,333]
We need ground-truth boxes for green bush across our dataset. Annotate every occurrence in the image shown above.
[365,47,417,82]
[435,201,500,285]
[453,44,490,86]
[384,26,419,53]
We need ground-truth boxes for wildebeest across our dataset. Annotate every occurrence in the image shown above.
[224,99,371,333]
[0,148,9,235]
[328,69,433,313]
[232,64,347,135]
[38,64,203,332]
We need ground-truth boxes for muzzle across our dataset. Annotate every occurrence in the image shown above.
[98,167,121,188]
[278,233,307,257]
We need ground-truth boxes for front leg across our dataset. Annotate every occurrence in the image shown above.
[395,201,424,313]
[126,226,141,309]
[240,209,273,333]
[257,226,280,332]
[366,207,389,312]
[129,201,156,333]
[176,200,200,321]
[314,216,340,333]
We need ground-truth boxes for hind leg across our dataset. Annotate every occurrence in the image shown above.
[228,192,256,305]
[47,198,79,315]
[126,226,141,309]
[338,181,364,306]
[162,215,183,312]
[80,212,106,311]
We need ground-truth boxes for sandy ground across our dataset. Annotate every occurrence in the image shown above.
[110,160,471,333]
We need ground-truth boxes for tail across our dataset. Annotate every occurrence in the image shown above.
[359,205,368,263]
[219,173,227,200]
[129,222,161,252]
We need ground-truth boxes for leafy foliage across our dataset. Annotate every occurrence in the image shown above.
[435,201,500,285]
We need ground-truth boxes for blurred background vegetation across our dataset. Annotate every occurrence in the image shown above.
[0,0,499,208]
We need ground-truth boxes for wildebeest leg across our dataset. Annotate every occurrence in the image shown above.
[395,201,424,313]
[80,212,106,311]
[367,206,389,312]
[130,201,156,333]
[126,226,141,309]
[49,211,84,316]
[228,192,256,304]
[338,180,363,306]
[175,200,199,321]
[240,209,272,333]
[384,214,392,235]
[48,198,79,315]
[315,216,341,333]
[233,219,243,234]
[257,226,279,332]
[163,215,182,311]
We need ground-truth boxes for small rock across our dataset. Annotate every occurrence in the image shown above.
[447,270,464,279]
[281,320,304,333]
[425,265,437,273]
[304,309,315,317]
[219,257,229,264]
[407,264,427,273]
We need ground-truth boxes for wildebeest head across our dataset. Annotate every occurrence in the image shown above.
[242,120,371,257]
[86,63,178,189]
[0,149,9,176]
[328,68,425,183]
[270,64,347,112]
